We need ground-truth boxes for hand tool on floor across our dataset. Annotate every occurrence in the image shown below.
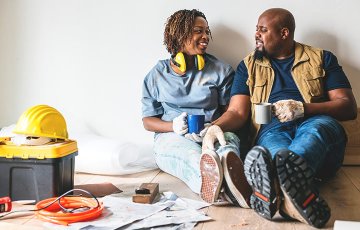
[0,197,11,213]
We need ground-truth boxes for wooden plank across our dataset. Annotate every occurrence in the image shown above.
[196,205,294,230]
[132,183,159,204]
[0,222,43,230]
[341,108,360,165]
[3,167,360,229]
[343,147,360,165]
[152,172,320,229]
[342,167,360,191]
[151,170,201,200]
[321,168,360,224]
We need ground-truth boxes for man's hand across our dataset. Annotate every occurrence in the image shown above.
[185,123,211,142]
[172,112,188,135]
[202,125,226,151]
[273,99,304,122]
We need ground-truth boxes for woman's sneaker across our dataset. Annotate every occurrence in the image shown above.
[244,146,281,219]
[222,151,252,208]
[276,149,331,228]
[200,150,223,203]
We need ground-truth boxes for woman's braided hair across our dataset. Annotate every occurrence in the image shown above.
[163,9,211,55]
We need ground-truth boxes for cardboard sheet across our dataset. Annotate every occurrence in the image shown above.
[74,183,122,197]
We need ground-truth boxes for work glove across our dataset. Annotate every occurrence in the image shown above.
[184,123,211,143]
[273,99,304,122]
[202,125,226,151]
[172,112,188,135]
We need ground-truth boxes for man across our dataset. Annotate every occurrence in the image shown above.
[203,8,357,228]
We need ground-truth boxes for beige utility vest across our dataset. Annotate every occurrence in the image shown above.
[243,42,326,143]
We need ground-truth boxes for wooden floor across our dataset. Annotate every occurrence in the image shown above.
[1,166,360,229]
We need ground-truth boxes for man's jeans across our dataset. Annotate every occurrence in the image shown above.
[256,115,347,178]
[154,132,241,194]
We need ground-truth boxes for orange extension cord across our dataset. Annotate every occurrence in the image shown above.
[35,196,104,226]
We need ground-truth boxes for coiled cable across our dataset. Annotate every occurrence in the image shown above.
[0,189,104,226]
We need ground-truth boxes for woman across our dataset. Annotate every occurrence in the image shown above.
[141,9,251,207]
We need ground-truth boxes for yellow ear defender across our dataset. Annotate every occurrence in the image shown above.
[171,53,205,73]
[195,54,205,71]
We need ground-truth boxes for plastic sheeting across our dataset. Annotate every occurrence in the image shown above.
[0,125,158,175]
[72,132,158,175]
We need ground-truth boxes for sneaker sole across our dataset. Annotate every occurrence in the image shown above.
[276,150,331,228]
[223,151,252,208]
[200,151,223,203]
[244,146,280,219]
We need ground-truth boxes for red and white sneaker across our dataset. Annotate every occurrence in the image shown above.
[200,150,223,203]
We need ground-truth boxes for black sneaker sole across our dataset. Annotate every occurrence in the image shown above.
[276,150,331,228]
[244,146,280,219]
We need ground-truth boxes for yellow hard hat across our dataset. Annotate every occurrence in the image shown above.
[13,105,68,139]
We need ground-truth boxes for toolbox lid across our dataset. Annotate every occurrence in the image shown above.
[0,140,78,159]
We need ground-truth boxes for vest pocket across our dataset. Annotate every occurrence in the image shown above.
[247,77,267,103]
[302,68,325,97]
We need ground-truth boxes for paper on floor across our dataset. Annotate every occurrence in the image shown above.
[43,196,173,230]
[43,192,210,230]
[334,220,360,230]
[121,192,211,229]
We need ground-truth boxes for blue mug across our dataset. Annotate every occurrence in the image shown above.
[187,114,205,134]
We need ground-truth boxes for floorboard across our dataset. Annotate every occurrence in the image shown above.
[0,167,359,229]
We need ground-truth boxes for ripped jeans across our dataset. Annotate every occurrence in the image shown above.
[153,132,241,194]
[256,115,347,178]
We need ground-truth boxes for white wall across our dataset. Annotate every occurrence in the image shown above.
[0,0,359,145]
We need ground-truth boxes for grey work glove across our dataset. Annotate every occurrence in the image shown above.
[201,125,226,151]
[172,112,188,135]
[273,99,304,122]
[184,123,211,143]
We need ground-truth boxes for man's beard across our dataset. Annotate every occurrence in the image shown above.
[254,48,265,60]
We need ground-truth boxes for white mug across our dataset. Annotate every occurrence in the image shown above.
[255,103,272,124]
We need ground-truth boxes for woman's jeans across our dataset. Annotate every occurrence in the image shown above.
[256,115,347,178]
[154,132,241,194]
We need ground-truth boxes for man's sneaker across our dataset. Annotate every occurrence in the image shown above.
[222,151,252,208]
[276,149,331,228]
[200,150,223,203]
[244,146,281,219]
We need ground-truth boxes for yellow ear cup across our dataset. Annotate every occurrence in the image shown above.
[174,52,186,73]
[196,54,205,70]
[172,53,205,72]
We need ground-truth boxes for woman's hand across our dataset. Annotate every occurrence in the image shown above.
[172,112,188,135]
[185,123,211,142]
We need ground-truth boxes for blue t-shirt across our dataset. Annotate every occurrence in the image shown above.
[230,50,351,138]
[142,53,234,124]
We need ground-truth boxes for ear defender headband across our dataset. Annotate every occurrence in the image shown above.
[171,53,205,73]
